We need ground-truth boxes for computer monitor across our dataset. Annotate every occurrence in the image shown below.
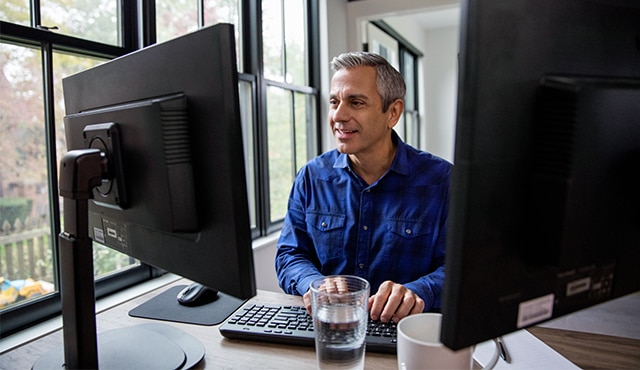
[56,23,255,366]
[441,0,640,350]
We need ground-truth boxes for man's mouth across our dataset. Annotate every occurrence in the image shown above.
[335,128,358,139]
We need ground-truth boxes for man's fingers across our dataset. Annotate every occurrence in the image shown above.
[369,281,424,323]
[410,295,425,315]
[369,281,393,320]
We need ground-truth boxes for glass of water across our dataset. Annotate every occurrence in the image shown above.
[310,275,370,370]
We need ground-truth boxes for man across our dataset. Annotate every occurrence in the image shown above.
[275,51,451,324]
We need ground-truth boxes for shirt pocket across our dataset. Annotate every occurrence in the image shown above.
[384,219,434,258]
[307,211,346,260]
[386,219,432,239]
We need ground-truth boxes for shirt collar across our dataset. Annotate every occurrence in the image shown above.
[332,130,410,176]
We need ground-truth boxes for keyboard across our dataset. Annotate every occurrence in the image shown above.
[219,302,397,354]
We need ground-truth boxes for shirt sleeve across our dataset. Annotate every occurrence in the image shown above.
[403,264,445,312]
[275,169,324,296]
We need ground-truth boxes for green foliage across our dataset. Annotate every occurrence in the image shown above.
[0,198,33,227]
[0,0,31,25]
[93,243,136,278]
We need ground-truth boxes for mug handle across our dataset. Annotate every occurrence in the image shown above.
[472,338,501,369]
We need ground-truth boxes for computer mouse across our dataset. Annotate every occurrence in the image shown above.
[176,282,219,306]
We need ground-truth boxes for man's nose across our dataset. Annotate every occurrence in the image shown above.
[332,102,349,121]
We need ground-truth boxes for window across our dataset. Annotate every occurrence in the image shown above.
[401,49,420,147]
[41,0,120,45]
[1,42,51,301]
[261,0,317,229]
[1,5,139,336]
[0,0,320,336]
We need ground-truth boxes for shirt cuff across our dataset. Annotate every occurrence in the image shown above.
[296,273,324,296]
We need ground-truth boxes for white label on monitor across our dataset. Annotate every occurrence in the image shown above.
[93,227,105,244]
[566,277,591,296]
[517,294,554,328]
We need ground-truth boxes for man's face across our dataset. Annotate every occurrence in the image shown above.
[328,66,399,156]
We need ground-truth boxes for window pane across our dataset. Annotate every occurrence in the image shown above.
[266,86,292,222]
[1,43,53,309]
[156,0,198,43]
[294,92,310,171]
[395,113,406,143]
[41,0,119,46]
[284,0,307,85]
[203,0,243,71]
[238,80,257,229]
[404,111,416,148]
[52,52,138,279]
[203,0,239,26]
[92,242,138,279]
[403,51,416,110]
[262,0,284,81]
[262,0,308,84]
[0,0,31,26]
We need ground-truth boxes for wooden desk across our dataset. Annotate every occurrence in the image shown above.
[0,279,395,369]
[2,279,639,369]
[528,326,640,370]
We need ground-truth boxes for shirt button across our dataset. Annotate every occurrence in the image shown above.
[363,225,368,231]
[359,263,365,269]
[321,222,327,228]
[405,228,412,235]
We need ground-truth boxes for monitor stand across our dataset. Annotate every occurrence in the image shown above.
[33,149,203,369]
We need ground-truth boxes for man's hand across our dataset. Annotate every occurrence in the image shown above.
[303,276,349,315]
[303,290,312,314]
[368,280,424,323]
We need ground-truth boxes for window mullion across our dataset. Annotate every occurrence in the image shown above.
[245,0,270,235]
[30,0,41,28]
[289,91,297,173]
[139,0,157,47]
[280,0,286,80]
[40,41,62,289]
[197,0,204,28]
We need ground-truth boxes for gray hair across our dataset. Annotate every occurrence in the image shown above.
[330,51,406,112]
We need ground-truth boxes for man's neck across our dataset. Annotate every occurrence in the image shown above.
[348,141,397,185]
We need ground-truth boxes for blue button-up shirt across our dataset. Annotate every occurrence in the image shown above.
[275,132,451,311]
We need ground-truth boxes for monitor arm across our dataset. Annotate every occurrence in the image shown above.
[58,148,108,369]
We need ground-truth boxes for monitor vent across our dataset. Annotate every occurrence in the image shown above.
[533,87,578,178]
[161,105,191,165]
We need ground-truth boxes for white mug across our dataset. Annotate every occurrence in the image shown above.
[397,313,500,370]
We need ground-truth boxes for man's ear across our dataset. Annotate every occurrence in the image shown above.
[387,99,404,129]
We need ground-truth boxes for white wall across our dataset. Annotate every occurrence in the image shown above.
[252,233,281,292]
[421,26,459,162]
[345,0,460,51]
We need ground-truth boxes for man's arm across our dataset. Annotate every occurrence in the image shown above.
[275,172,324,296]
[275,236,323,296]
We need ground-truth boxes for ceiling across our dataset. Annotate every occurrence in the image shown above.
[393,7,460,30]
